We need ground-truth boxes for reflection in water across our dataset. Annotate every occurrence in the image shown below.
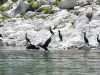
[0,47,100,75]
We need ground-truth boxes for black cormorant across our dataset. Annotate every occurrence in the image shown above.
[58,30,63,41]
[38,36,52,51]
[0,34,3,38]
[25,33,31,44]
[97,34,100,44]
[27,44,40,50]
[83,32,89,45]
[49,26,54,35]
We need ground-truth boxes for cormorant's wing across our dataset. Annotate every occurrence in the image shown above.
[43,36,51,48]
[97,36,100,43]
[84,35,89,44]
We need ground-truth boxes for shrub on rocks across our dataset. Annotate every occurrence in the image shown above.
[43,8,54,14]
[26,2,41,12]
[0,6,10,12]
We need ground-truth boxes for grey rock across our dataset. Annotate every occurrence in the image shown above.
[59,0,78,9]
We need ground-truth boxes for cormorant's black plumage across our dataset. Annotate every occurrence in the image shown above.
[0,34,3,38]
[83,32,89,45]
[49,26,54,35]
[58,30,63,41]
[97,34,100,44]
[38,36,52,51]
[25,33,31,44]
[27,44,40,50]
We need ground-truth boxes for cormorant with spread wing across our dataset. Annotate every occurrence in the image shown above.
[38,36,52,51]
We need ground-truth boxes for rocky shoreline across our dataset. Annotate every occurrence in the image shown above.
[0,0,100,50]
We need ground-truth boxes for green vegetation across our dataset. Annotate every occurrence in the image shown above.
[85,7,88,11]
[53,25,58,30]
[97,1,100,5]
[35,16,48,19]
[26,2,41,12]
[70,23,75,29]
[55,0,62,6]
[20,15,24,18]
[43,8,54,14]
[0,16,12,21]
[11,6,13,9]
[0,0,7,5]
[0,6,10,12]
[12,0,17,2]
[28,0,37,3]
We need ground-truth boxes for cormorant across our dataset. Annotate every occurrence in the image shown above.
[58,30,63,41]
[49,26,54,35]
[25,33,31,45]
[27,44,40,50]
[0,34,3,38]
[97,34,100,44]
[38,36,52,51]
[83,32,89,45]
[78,32,90,50]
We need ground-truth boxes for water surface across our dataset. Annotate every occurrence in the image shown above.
[0,46,100,75]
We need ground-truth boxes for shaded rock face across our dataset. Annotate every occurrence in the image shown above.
[14,0,30,15]
[59,0,78,9]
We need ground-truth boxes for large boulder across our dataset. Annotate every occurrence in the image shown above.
[14,0,30,15]
[92,10,100,20]
[37,0,56,5]
[3,0,13,7]
[59,0,78,9]
[74,14,89,29]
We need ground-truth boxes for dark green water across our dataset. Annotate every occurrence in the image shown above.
[0,46,100,75]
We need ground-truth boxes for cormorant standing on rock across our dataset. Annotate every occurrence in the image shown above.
[78,32,90,50]
[58,30,63,41]
[25,33,31,45]
[49,26,54,35]
[83,32,89,45]
[38,36,52,51]
[97,34,100,44]
[0,34,3,38]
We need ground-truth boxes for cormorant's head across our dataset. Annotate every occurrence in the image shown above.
[25,33,27,36]
[49,26,51,30]
[58,30,60,32]
[83,32,86,35]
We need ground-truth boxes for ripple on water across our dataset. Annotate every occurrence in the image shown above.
[0,46,100,75]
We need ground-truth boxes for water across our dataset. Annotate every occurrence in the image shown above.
[0,46,100,75]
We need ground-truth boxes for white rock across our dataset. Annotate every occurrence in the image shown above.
[14,0,30,15]
[37,0,56,5]
[92,10,100,20]
[24,11,38,19]
[74,14,89,29]
[3,0,13,7]
[86,7,93,19]
[6,18,17,22]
